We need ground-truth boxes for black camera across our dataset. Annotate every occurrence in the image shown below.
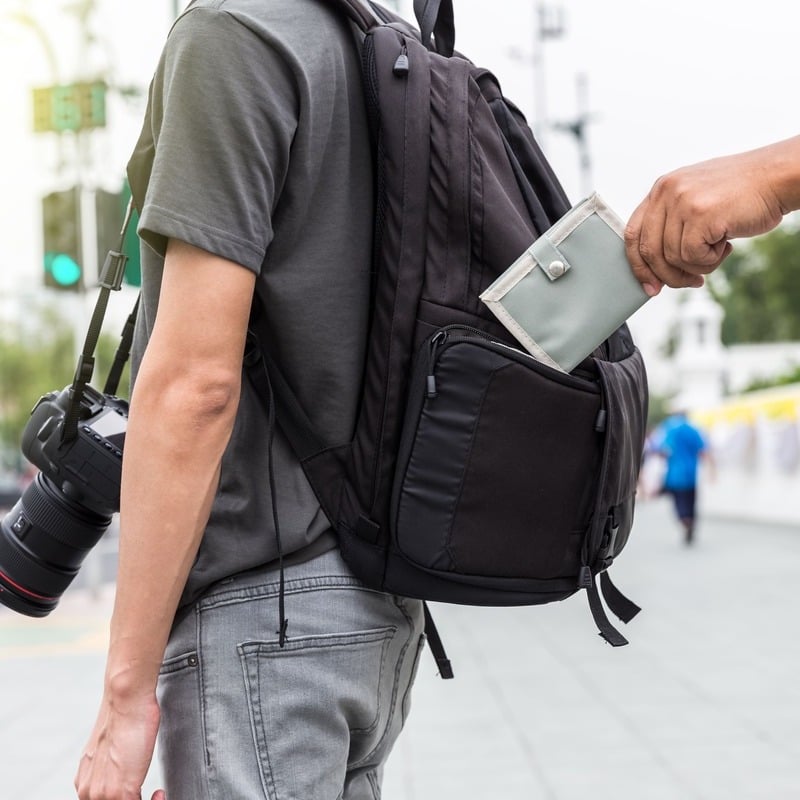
[0,385,127,616]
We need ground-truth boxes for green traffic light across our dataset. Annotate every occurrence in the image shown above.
[45,252,81,286]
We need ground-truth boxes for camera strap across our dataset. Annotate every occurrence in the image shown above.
[103,294,140,397]
[61,198,136,444]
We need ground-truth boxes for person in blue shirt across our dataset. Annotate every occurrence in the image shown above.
[655,411,711,545]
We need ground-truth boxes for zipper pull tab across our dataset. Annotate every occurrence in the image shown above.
[594,408,607,433]
[578,565,593,589]
[393,45,409,77]
[426,331,447,399]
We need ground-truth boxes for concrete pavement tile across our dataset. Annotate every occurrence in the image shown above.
[385,503,800,798]
[4,501,800,798]
[660,741,800,800]
[543,761,694,800]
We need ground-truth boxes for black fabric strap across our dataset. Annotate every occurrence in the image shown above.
[423,602,454,679]
[245,299,376,555]
[244,297,327,463]
[104,295,140,397]
[61,251,129,443]
[413,0,455,56]
[585,573,628,647]
[62,199,135,442]
[244,331,290,647]
[599,571,641,624]
[61,292,107,443]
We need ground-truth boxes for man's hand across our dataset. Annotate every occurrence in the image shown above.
[625,138,800,294]
[74,685,163,799]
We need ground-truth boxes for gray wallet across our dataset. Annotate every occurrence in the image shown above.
[479,193,649,372]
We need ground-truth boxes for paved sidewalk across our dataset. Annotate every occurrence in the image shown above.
[2,498,799,798]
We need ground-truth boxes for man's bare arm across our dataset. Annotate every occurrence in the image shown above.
[75,240,256,800]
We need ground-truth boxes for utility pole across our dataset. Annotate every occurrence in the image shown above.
[551,72,597,197]
[75,2,100,284]
[531,3,565,150]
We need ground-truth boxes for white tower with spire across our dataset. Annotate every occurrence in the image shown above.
[672,286,725,410]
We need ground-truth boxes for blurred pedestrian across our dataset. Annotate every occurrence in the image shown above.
[653,411,713,545]
[638,428,667,501]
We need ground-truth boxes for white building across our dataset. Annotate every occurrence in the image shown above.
[654,287,800,526]
[655,285,800,409]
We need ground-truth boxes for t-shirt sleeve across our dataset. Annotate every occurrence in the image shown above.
[134,7,298,273]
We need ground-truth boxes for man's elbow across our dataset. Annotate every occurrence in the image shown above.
[185,370,241,424]
[137,367,243,426]
[190,375,241,421]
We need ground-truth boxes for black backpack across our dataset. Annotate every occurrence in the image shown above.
[246,0,648,677]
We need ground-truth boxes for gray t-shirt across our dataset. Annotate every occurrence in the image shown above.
[126,0,373,606]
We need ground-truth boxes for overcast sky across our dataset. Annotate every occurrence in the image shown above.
[451,0,800,372]
[2,0,799,372]
[453,0,800,213]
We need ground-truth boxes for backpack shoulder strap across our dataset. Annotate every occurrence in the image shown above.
[245,296,360,527]
[322,0,452,54]
[413,0,454,55]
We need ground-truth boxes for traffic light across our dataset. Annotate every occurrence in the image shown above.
[42,187,82,291]
[95,188,122,273]
[95,184,141,287]
[121,180,141,288]
[32,81,107,134]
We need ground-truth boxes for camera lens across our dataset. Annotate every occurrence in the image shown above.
[0,473,111,617]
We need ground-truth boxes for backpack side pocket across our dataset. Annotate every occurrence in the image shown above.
[392,330,604,586]
[588,349,648,566]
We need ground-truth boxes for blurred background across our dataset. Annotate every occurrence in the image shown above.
[2,0,800,519]
[1,0,800,797]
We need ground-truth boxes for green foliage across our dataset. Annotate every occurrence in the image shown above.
[0,304,130,459]
[742,364,800,394]
[646,392,673,429]
[708,225,800,344]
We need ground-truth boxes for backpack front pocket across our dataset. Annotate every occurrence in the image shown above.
[392,329,604,583]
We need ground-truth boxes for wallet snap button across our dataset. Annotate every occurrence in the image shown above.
[548,259,566,278]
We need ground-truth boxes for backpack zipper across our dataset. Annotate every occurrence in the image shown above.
[425,330,448,397]
[425,325,600,394]
[393,43,410,76]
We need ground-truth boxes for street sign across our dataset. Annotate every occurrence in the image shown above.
[32,81,107,134]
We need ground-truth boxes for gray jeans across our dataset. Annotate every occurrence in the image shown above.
[157,547,425,799]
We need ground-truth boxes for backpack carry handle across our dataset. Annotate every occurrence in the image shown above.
[325,0,455,56]
[413,0,455,56]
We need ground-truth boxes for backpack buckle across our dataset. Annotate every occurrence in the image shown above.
[600,510,619,558]
[577,565,593,589]
[355,515,381,544]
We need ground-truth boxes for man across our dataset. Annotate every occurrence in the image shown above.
[654,411,710,546]
[625,135,800,292]
[75,2,424,798]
